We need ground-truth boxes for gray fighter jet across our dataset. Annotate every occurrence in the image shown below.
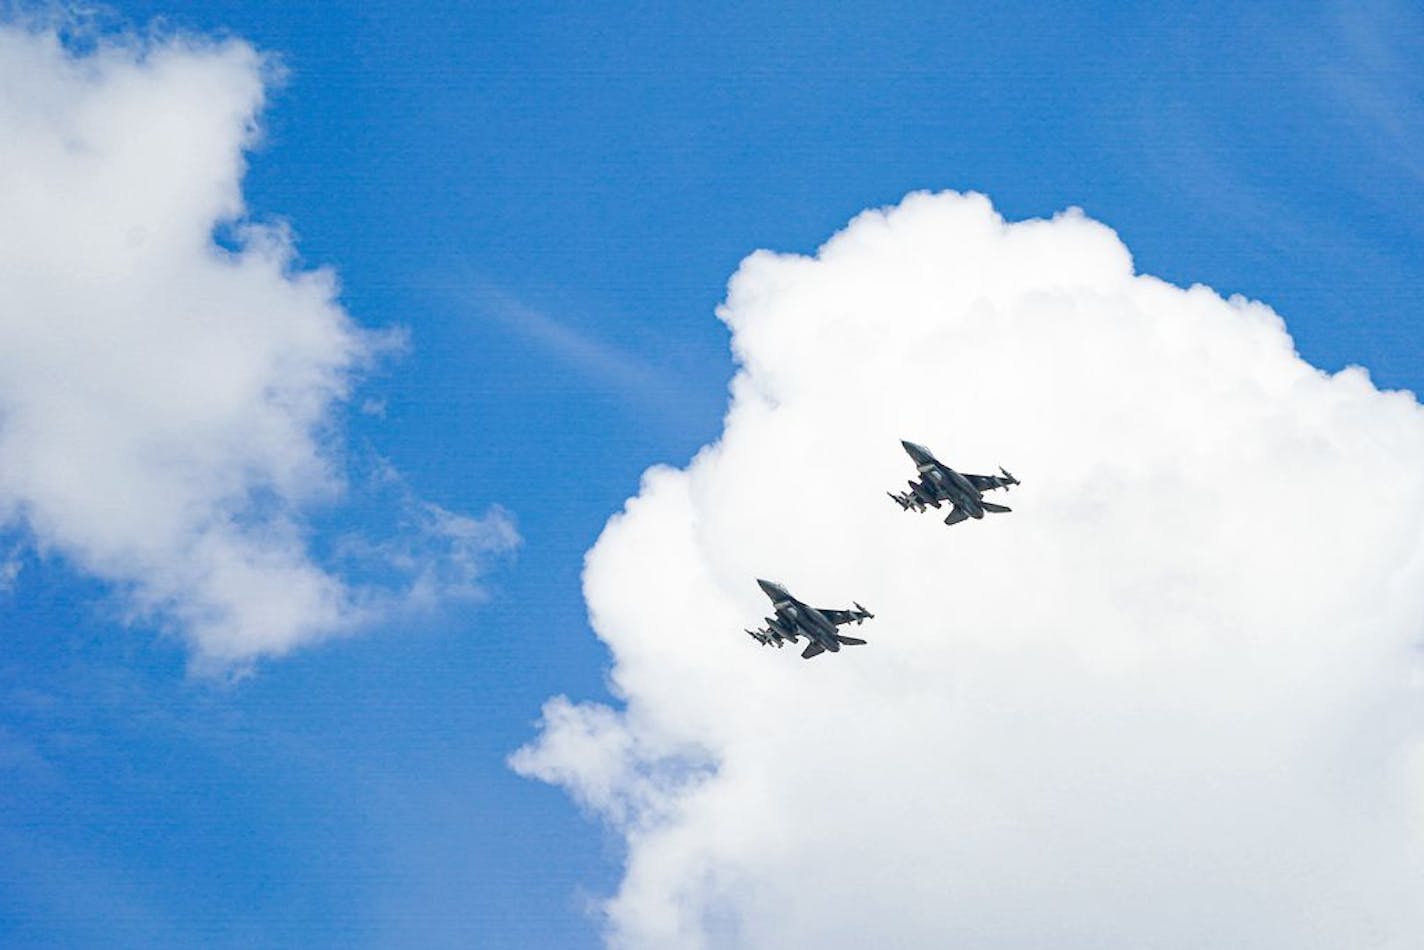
[745,579,874,659]
[888,440,1019,526]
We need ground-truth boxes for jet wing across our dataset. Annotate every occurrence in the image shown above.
[965,472,1014,492]
[817,604,873,627]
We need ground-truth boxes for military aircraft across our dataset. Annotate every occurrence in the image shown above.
[888,440,1019,526]
[746,579,874,659]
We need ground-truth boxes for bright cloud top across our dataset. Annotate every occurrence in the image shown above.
[0,25,514,666]
[515,192,1424,947]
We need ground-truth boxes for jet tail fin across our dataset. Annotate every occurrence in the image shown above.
[801,642,826,659]
[981,501,1012,514]
[944,507,969,526]
[835,635,866,646]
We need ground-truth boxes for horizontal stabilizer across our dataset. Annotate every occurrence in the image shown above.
[835,635,866,646]
[981,501,1012,514]
[944,507,969,526]
[801,642,826,659]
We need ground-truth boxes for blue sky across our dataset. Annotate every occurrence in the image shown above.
[1,2,1421,947]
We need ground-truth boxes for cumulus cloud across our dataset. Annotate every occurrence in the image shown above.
[0,22,514,667]
[514,192,1424,947]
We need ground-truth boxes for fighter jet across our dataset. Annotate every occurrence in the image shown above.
[746,579,874,659]
[888,440,1019,526]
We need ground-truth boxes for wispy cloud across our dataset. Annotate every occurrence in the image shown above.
[476,285,674,394]
[1318,1,1424,183]
[0,545,20,593]
[462,282,717,432]
[332,456,519,612]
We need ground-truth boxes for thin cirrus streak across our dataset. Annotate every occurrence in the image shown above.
[462,280,716,431]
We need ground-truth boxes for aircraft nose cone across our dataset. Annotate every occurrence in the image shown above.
[757,578,781,597]
[901,440,931,462]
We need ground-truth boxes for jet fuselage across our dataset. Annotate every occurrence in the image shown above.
[758,579,841,652]
[904,441,986,518]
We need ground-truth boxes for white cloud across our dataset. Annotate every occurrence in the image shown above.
[514,191,1424,948]
[0,22,514,667]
